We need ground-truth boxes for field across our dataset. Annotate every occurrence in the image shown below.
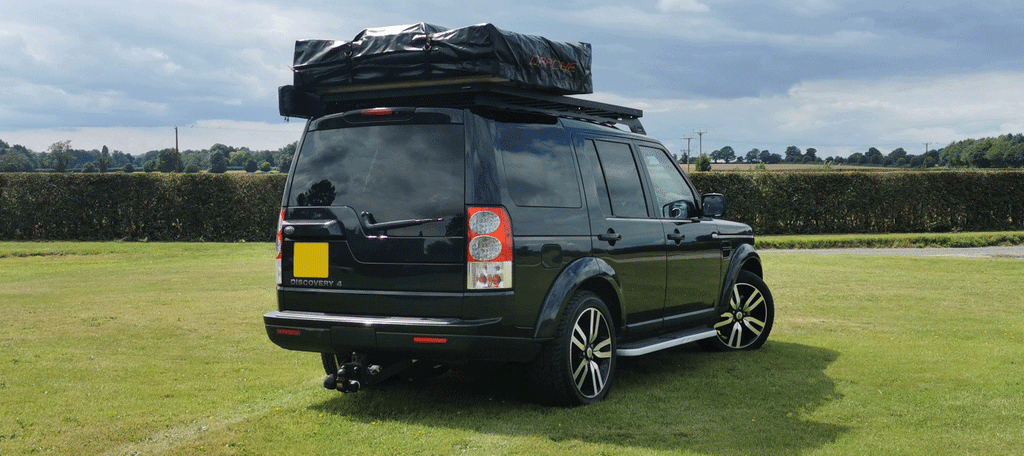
[692,163,901,172]
[2,242,1023,455]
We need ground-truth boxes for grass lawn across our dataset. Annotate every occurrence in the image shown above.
[756,231,1024,249]
[1,242,1022,455]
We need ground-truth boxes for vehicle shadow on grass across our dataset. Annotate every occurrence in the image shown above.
[311,341,845,456]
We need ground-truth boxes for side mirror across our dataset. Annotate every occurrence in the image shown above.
[702,193,726,218]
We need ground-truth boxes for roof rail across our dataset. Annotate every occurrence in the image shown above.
[279,80,646,135]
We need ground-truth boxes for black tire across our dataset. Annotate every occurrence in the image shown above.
[530,290,617,406]
[704,270,774,351]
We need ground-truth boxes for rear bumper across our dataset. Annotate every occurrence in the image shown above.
[264,310,545,363]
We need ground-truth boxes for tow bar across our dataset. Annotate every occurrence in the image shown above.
[321,353,412,393]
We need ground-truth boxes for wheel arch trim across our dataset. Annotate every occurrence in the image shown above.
[717,243,763,312]
[532,257,622,339]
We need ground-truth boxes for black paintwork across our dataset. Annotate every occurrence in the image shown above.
[266,104,767,364]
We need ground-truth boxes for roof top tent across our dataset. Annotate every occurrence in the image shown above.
[278,22,645,135]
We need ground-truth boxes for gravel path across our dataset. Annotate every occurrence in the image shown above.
[762,246,1024,259]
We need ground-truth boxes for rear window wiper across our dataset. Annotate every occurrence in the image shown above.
[359,211,444,233]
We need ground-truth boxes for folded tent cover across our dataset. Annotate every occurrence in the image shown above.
[291,23,593,95]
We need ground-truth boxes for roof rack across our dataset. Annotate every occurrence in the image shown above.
[279,79,646,135]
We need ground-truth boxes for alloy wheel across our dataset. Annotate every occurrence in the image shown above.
[570,306,614,398]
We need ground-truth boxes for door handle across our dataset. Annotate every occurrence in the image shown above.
[667,230,686,242]
[597,229,622,242]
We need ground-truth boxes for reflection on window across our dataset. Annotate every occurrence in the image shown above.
[295,179,337,206]
[288,123,465,236]
[581,140,612,216]
[639,146,695,219]
[593,140,648,218]
[497,123,582,208]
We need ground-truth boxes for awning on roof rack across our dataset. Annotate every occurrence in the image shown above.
[292,23,593,96]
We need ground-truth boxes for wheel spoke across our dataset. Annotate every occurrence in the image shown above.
[743,289,765,313]
[730,286,741,310]
[743,317,765,336]
[590,360,604,395]
[593,338,612,358]
[714,313,735,329]
[573,358,588,389]
[571,328,587,351]
[727,321,743,348]
[588,309,600,344]
[573,323,587,350]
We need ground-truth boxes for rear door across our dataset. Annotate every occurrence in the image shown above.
[279,108,466,317]
[575,136,667,336]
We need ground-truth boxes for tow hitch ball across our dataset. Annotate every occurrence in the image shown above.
[323,362,381,393]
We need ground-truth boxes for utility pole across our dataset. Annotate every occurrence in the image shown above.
[683,136,694,172]
[694,130,707,157]
[174,125,182,172]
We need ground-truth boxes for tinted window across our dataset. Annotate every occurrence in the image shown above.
[288,123,464,236]
[593,140,648,218]
[496,122,582,208]
[638,146,696,218]
[580,140,612,216]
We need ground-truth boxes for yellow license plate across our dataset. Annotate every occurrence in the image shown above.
[293,243,329,278]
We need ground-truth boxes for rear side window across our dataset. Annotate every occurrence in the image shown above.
[592,140,648,218]
[495,122,582,208]
[288,123,465,236]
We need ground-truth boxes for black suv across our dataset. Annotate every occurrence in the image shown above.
[265,83,774,406]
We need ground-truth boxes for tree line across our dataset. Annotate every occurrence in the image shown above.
[0,139,298,174]
[4,132,1024,174]
[689,145,943,168]
[679,133,1024,169]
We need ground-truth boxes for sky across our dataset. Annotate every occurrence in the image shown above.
[3,0,1024,159]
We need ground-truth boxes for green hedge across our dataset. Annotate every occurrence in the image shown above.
[1,171,1023,241]
[690,171,1024,234]
[0,173,286,241]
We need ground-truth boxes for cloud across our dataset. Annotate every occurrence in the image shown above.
[583,71,1024,157]
[0,79,171,125]
[3,0,1024,162]
[776,73,1024,133]
[781,0,839,17]
[0,1,374,129]
[576,4,882,49]
[656,0,710,14]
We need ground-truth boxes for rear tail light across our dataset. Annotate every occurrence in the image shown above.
[276,209,284,285]
[467,207,512,290]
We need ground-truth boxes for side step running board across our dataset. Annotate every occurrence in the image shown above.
[616,327,718,357]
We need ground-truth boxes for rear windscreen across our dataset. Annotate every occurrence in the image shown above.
[288,123,465,237]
